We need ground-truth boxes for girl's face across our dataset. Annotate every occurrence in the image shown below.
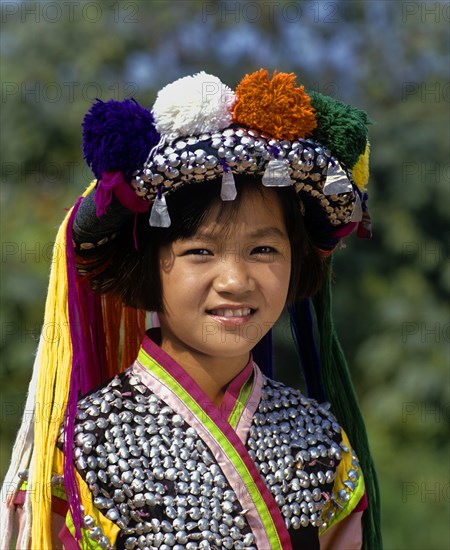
[158,187,292,370]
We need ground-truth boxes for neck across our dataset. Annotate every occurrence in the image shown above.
[159,338,249,407]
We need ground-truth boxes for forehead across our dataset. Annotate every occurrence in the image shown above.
[198,186,288,239]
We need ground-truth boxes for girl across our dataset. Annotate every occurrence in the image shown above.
[1,69,381,549]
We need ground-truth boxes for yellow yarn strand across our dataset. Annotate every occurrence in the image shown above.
[352,141,370,190]
[31,182,96,549]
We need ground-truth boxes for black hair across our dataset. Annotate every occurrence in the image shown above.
[76,176,327,310]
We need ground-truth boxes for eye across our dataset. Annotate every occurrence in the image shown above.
[248,246,281,262]
[251,246,277,256]
[183,248,212,256]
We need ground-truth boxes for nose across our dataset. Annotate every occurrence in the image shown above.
[212,257,255,295]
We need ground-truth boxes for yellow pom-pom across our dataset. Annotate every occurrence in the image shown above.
[232,69,317,140]
[352,141,370,190]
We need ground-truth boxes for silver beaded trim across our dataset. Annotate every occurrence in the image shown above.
[250,377,344,531]
[18,469,29,481]
[82,514,113,549]
[131,127,356,227]
[320,448,363,531]
[70,372,255,550]
[64,370,357,548]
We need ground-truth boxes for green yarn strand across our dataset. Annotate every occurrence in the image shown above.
[313,263,383,549]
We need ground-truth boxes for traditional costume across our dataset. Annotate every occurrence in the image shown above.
[1,69,381,549]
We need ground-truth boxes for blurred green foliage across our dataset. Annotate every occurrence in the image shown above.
[1,1,448,548]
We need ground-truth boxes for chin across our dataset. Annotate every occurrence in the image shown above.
[200,341,255,358]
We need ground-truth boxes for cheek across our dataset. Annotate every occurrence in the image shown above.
[267,258,291,283]
[276,262,292,299]
[260,265,291,303]
[160,271,205,313]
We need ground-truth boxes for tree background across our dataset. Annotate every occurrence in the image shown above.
[1,1,448,548]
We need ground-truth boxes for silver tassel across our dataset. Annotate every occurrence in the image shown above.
[220,170,237,201]
[323,161,353,195]
[149,195,171,227]
[350,193,363,222]
[262,159,293,187]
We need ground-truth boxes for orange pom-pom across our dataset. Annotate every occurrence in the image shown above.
[233,69,317,140]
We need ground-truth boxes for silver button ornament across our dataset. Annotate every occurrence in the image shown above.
[68,366,355,548]
[130,126,357,230]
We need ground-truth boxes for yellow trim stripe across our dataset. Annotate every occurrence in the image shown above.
[319,429,365,534]
[228,374,254,429]
[52,447,120,548]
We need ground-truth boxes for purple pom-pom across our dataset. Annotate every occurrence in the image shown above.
[82,98,159,180]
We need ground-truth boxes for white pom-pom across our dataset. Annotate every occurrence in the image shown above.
[152,72,236,141]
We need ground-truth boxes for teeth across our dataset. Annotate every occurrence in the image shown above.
[210,308,251,318]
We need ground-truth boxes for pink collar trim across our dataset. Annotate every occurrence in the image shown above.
[141,329,254,416]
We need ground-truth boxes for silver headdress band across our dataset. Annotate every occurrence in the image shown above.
[131,127,358,229]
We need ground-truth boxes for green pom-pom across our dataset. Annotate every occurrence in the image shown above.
[309,91,372,168]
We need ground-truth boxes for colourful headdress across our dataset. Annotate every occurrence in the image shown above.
[80,69,372,253]
[1,69,381,550]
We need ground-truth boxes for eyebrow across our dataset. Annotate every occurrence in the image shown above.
[246,227,288,240]
[191,226,288,241]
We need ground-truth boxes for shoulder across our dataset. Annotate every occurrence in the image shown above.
[57,369,150,447]
[75,368,157,422]
[247,375,359,531]
[259,376,364,497]
[256,376,365,531]
[258,375,343,441]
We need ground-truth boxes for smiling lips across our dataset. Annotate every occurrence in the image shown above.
[207,307,254,327]
[207,307,254,318]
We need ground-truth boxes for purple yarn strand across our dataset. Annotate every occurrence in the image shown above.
[63,197,107,541]
[94,171,122,218]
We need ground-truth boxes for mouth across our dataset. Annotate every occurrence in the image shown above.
[206,306,257,327]
[207,307,255,318]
